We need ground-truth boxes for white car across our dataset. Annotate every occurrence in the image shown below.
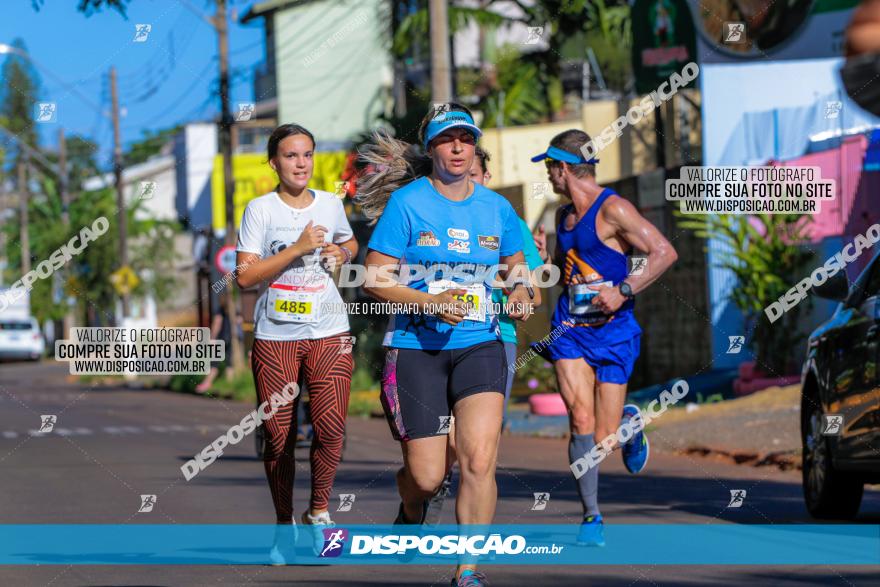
[0,317,45,361]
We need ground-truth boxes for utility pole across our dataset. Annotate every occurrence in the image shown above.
[654,105,666,170]
[429,0,452,103]
[110,66,130,320]
[214,0,244,373]
[58,127,74,338]
[58,128,69,225]
[18,162,30,275]
[0,188,6,284]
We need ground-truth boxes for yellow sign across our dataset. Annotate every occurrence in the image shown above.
[110,265,140,295]
[211,152,349,232]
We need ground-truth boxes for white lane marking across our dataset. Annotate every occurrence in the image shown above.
[0,423,212,439]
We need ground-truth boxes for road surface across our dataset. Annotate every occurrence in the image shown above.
[1,361,877,586]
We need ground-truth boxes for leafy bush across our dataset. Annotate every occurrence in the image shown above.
[169,373,203,394]
[207,368,256,402]
[515,355,558,396]
[678,212,814,375]
[348,390,381,418]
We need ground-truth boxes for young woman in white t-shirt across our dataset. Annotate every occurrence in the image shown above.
[235,123,357,563]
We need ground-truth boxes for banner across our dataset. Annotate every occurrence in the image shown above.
[632,0,698,94]
[210,151,348,232]
[1,524,878,565]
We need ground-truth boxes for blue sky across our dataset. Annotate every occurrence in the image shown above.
[1,0,265,167]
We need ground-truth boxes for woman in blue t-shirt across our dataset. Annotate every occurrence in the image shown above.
[360,104,537,587]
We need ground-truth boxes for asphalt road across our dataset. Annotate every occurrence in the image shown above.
[1,361,878,586]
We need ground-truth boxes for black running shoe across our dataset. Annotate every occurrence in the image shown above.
[423,470,454,526]
[393,501,428,525]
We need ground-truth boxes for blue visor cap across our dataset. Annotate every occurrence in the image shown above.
[531,146,599,165]
[423,110,482,149]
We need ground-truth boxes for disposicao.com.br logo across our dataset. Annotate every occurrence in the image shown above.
[320,528,349,558]
[343,532,562,557]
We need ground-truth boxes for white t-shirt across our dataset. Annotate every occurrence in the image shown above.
[236,190,354,341]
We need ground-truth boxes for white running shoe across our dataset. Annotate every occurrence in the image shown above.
[302,510,335,556]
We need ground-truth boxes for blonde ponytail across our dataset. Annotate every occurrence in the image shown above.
[355,129,432,225]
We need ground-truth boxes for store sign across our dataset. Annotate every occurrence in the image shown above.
[632,0,698,94]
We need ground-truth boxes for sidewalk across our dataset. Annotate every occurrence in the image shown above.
[647,384,802,470]
[506,384,803,470]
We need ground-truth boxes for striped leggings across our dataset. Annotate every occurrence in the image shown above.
[251,334,353,521]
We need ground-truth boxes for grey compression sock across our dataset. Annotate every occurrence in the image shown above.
[569,433,600,518]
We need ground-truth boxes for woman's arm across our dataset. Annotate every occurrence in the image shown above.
[235,221,327,289]
[363,249,469,325]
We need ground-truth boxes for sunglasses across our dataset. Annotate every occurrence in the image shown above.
[544,159,561,170]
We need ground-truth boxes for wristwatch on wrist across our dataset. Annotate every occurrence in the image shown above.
[512,281,535,300]
[618,281,634,299]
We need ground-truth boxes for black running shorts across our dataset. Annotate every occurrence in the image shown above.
[379,340,506,441]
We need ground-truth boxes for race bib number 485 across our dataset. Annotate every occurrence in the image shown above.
[267,285,319,323]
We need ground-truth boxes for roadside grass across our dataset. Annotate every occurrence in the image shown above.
[165,368,382,418]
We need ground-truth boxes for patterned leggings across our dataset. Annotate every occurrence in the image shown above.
[251,334,353,522]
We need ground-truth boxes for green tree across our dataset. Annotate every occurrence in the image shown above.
[392,3,507,57]
[64,136,101,191]
[35,0,131,18]
[478,45,553,128]
[582,0,632,92]
[0,38,41,168]
[124,125,183,168]
[2,177,180,325]
[393,1,632,122]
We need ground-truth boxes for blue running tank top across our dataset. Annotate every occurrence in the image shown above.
[552,188,642,345]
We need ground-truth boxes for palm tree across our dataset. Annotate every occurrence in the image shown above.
[393,0,632,123]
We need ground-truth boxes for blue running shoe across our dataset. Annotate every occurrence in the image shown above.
[621,404,649,474]
[268,523,298,565]
[452,570,490,586]
[301,510,334,557]
[577,514,605,547]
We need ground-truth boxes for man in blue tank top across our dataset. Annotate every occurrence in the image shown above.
[531,130,678,546]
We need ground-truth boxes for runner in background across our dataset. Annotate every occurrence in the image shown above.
[422,146,545,525]
[359,104,537,587]
[195,292,231,394]
[235,123,358,564]
[531,130,677,547]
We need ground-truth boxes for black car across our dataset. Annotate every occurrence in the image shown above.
[801,253,880,519]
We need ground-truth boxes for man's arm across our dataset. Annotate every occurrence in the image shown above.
[589,197,678,314]
[533,206,566,277]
